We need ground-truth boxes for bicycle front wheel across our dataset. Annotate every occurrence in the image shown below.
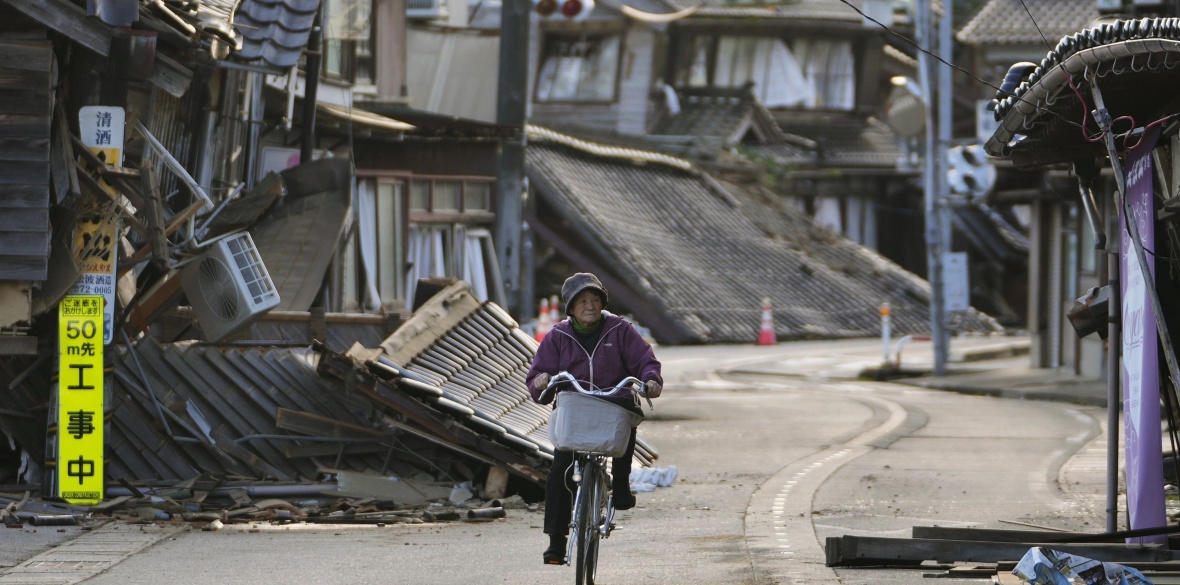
[575,461,602,585]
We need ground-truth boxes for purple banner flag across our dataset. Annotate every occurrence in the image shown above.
[1121,126,1165,546]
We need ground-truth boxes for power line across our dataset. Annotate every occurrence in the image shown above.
[837,0,1085,132]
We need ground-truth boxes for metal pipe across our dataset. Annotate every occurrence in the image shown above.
[1107,228,1121,533]
[1073,162,1107,250]
[134,120,213,210]
[121,329,174,438]
[233,435,379,444]
[107,483,337,499]
[300,5,324,163]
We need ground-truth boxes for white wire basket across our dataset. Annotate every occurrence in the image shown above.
[548,391,643,457]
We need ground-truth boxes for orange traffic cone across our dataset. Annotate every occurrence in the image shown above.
[536,298,552,341]
[549,295,561,327]
[757,297,776,345]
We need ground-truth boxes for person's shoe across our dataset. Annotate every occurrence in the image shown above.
[543,535,567,565]
[613,488,636,511]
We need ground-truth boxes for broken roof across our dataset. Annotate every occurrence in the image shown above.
[0,284,656,492]
[525,126,1001,344]
[651,86,789,146]
[750,113,901,169]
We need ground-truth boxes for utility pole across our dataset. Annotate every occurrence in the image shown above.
[494,0,529,316]
[917,0,951,375]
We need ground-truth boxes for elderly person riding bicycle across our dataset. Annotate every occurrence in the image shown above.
[526,272,663,565]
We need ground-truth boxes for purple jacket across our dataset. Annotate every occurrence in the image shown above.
[526,312,662,407]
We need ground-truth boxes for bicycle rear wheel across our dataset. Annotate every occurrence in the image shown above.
[575,461,602,585]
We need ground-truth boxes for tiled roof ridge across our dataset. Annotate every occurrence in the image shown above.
[988,18,1180,123]
[526,125,696,171]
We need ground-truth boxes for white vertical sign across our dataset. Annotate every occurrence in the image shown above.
[75,106,125,344]
[943,252,970,312]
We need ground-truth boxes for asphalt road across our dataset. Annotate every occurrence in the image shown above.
[13,340,1110,585]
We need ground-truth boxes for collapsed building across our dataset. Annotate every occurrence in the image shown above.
[2,280,656,503]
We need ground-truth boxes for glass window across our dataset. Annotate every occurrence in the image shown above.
[410,180,430,211]
[376,181,406,305]
[434,181,461,212]
[465,182,490,212]
[535,34,621,102]
[676,34,855,111]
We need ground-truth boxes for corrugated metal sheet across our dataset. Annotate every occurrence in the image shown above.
[525,127,1001,343]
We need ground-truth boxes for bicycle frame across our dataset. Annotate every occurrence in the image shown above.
[566,452,610,585]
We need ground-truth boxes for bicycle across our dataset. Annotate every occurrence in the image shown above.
[540,371,653,585]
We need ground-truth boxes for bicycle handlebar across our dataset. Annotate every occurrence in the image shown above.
[538,371,653,410]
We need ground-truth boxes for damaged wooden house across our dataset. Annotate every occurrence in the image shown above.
[0,0,619,506]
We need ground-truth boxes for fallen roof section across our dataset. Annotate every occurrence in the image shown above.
[526,126,1001,344]
[0,284,657,501]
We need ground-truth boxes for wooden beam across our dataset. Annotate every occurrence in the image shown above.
[284,443,388,458]
[74,160,147,235]
[274,407,387,439]
[51,104,78,205]
[824,535,1177,567]
[139,166,168,270]
[0,40,54,74]
[4,0,111,57]
[116,199,206,277]
[913,524,1180,544]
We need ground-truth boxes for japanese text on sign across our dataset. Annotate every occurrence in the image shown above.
[58,295,104,504]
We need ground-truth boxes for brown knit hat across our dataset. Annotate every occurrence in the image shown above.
[561,273,609,314]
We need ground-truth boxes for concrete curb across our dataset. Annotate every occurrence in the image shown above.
[892,379,1109,408]
[956,339,1031,362]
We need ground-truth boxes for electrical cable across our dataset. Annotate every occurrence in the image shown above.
[835,0,1085,131]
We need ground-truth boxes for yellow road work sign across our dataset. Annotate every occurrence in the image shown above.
[58,295,104,505]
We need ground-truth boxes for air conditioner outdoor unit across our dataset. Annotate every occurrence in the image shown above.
[180,231,280,342]
[407,0,444,19]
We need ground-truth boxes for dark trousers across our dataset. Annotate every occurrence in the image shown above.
[544,427,637,535]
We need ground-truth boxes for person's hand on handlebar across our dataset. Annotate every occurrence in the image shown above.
[532,372,551,392]
[645,379,662,399]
